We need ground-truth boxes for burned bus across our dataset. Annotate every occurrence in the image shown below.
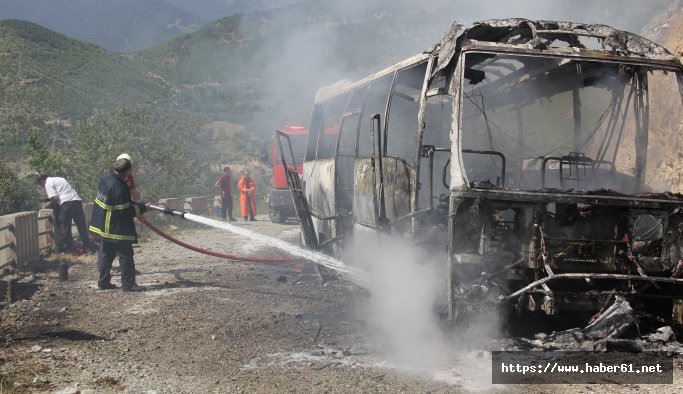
[276,19,683,325]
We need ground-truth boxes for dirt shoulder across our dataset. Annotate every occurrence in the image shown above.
[1,215,681,393]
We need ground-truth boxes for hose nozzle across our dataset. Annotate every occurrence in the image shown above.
[147,203,186,218]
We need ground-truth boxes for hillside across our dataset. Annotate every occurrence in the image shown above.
[165,0,301,21]
[73,0,206,52]
[141,0,680,136]
[0,0,300,52]
[142,0,464,131]
[0,20,170,157]
[0,0,204,52]
[0,0,680,165]
[642,0,683,192]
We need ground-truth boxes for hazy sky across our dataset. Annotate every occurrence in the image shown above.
[0,0,674,51]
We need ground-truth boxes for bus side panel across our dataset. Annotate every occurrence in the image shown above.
[303,160,337,252]
[352,157,414,228]
[381,157,414,224]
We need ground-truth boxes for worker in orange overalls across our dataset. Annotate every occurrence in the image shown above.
[237,169,257,221]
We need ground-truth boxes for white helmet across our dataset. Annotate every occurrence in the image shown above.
[116,153,132,162]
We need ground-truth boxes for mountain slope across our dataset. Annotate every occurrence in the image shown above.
[164,0,301,21]
[0,0,206,52]
[76,0,207,52]
[1,0,679,161]
[0,0,301,52]
[142,0,679,133]
[142,0,464,129]
[641,0,683,192]
[0,20,170,156]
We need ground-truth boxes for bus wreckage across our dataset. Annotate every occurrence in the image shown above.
[276,19,683,326]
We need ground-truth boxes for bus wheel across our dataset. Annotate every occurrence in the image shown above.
[269,209,284,224]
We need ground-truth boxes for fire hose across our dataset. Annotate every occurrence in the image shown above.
[138,204,301,263]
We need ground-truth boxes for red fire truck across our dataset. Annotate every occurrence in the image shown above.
[268,125,308,223]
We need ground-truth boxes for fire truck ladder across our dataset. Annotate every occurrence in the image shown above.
[274,129,319,250]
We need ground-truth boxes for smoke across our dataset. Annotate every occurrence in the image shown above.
[234,0,675,134]
[352,235,445,367]
[347,233,499,389]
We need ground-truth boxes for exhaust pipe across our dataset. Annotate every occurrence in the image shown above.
[146,203,186,218]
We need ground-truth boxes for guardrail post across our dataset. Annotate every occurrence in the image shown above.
[159,198,181,211]
[156,198,182,226]
[183,198,193,213]
[190,197,208,215]
[0,222,14,269]
[0,211,39,270]
[38,209,55,252]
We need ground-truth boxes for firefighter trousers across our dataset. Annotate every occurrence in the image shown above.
[97,240,136,288]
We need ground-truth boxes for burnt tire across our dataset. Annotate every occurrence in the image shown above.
[269,209,284,224]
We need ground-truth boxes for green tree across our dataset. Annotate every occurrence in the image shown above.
[0,160,41,215]
[25,132,67,176]
[26,106,201,203]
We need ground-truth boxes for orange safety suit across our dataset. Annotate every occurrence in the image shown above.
[237,175,257,218]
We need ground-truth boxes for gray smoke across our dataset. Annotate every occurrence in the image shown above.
[243,0,674,130]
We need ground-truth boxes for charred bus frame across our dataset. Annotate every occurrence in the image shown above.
[277,19,683,325]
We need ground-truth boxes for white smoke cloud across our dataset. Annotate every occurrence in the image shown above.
[346,232,502,390]
[359,235,446,368]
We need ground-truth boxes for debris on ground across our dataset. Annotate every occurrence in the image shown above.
[583,296,635,340]
[499,296,683,354]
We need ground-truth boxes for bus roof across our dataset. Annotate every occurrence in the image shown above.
[314,18,682,105]
[314,51,431,104]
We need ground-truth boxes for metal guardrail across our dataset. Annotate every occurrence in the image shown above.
[0,241,13,252]
[0,259,15,271]
[0,222,15,273]
[1,199,194,271]
[37,214,53,253]
[37,216,55,235]
[38,213,79,233]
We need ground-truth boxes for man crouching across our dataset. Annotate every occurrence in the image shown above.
[89,158,149,291]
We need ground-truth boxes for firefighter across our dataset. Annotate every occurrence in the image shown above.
[89,158,149,291]
[237,169,257,221]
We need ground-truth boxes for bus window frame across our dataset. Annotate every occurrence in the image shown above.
[336,86,369,158]
[384,60,429,164]
[315,93,350,160]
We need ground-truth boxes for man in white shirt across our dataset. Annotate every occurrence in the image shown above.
[36,174,97,254]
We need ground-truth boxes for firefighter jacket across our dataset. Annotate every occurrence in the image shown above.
[89,171,147,243]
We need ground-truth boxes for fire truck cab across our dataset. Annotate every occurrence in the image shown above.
[268,125,307,223]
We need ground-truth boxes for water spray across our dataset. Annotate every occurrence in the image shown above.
[138,214,298,263]
[141,204,367,285]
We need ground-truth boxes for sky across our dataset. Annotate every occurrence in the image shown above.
[0,0,674,52]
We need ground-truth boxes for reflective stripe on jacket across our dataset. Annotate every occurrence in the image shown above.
[89,171,146,242]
